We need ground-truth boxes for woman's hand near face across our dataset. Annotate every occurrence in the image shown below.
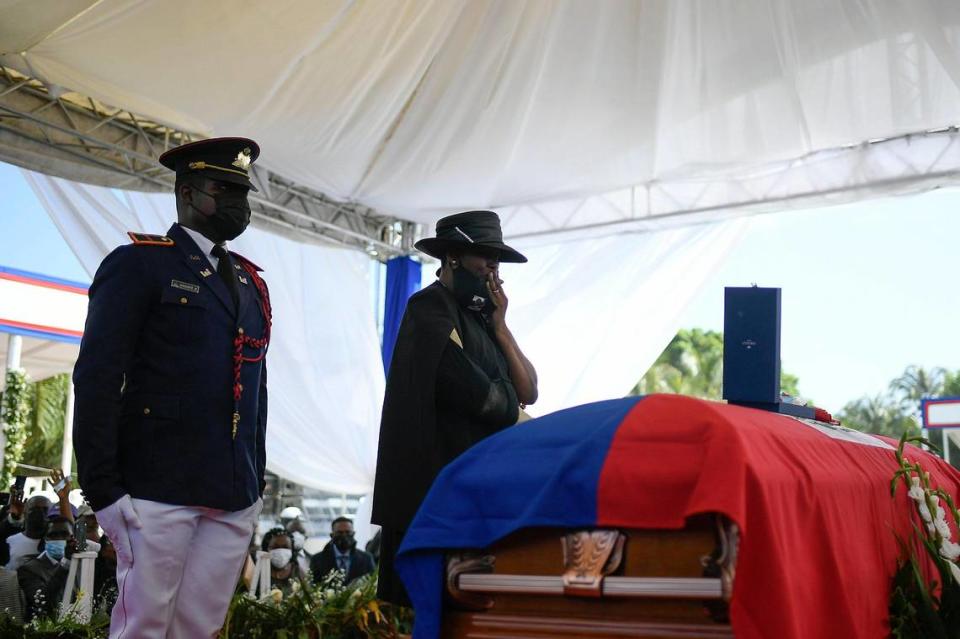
[485,268,539,406]
[486,271,508,328]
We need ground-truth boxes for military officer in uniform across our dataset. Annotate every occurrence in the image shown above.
[73,137,272,638]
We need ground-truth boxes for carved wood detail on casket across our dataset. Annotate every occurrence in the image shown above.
[560,529,626,597]
[446,552,496,610]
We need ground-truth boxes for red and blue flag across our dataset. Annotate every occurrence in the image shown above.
[396,394,960,639]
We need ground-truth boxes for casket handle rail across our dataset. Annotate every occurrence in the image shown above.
[446,552,497,611]
[447,521,737,609]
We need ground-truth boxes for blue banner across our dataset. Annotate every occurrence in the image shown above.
[381,256,421,372]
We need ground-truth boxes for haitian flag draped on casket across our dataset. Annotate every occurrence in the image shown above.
[395,394,960,639]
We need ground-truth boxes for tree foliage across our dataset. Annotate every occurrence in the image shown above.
[0,368,31,488]
[632,328,801,400]
[22,373,70,471]
[839,365,960,440]
[838,394,916,438]
[0,372,71,483]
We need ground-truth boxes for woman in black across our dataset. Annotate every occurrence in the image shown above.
[372,210,538,606]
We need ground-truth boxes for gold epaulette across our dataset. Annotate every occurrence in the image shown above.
[128,232,174,246]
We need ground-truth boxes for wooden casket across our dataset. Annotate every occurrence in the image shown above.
[442,515,736,638]
[397,395,960,639]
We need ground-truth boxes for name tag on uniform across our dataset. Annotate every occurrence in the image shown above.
[170,279,200,294]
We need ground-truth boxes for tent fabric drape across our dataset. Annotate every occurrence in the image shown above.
[381,256,421,373]
[22,170,385,495]
[1,0,958,230]
[22,162,746,489]
[501,219,748,416]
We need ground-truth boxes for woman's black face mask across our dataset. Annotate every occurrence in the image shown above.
[191,185,251,242]
[451,266,493,314]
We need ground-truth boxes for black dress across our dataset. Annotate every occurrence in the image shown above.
[372,282,519,606]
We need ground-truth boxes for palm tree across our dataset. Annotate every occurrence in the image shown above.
[889,365,947,417]
[22,373,70,471]
[838,394,916,438]
[943,370,960,397]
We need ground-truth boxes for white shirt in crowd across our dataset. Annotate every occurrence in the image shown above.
[5,533,40,570]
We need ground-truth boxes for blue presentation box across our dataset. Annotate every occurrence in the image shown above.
[723,286,782,404]
[722,286,816,419]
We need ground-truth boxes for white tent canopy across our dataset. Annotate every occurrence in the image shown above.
[2,0,959,232]
[2,1,960,496]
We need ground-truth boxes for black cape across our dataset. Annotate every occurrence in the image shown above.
[372,281,518,604]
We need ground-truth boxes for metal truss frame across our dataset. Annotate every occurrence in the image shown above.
[3,65,957,252]
[0,65,414,257]
[503,126,960,242]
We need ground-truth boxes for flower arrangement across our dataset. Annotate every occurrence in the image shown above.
[0,573,411,638]
[889,432,960,637]
[221,570,412,639]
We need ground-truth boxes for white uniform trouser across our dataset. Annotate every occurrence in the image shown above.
[109,498,260,639]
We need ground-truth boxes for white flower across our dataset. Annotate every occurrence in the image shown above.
[934,506,953,539]
[950,561,960,585]
[919,501,933,523]
[908,476,926,502]
[937,517,953,539]
[324,588,335,599]
[350,589,361,599]
[941,539,960,562]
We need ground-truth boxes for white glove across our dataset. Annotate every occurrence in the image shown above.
[95,495,142,566]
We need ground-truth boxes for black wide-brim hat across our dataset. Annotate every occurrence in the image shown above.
[158,137,260,192]
[414,210,527,263]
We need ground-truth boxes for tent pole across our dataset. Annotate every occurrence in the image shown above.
[61,378,75,475]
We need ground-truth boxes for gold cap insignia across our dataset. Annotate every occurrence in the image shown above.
[232,148,252,171]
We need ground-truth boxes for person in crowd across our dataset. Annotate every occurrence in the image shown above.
[73,137,271,637]
[6,502,48,571]
[284,517,311,575]
[0,564,24,623]
[17,517,73,621]
[48,470,74,523]
[310,517,375,586]
[76,504,100,544]
[93,535,118,613]
[372,210,538,606]
[261,528,305,595]
[0,486,29,566]
[4,469,74,571]
[279,506,303,531]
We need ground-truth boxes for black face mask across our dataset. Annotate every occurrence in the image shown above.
[332,533,356,553]
[191,186,251,242]
[451,266,493,314]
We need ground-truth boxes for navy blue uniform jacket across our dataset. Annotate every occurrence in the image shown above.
[73,223,269,512]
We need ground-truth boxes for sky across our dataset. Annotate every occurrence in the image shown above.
[677,191,960,412]
[2,160,958,413]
